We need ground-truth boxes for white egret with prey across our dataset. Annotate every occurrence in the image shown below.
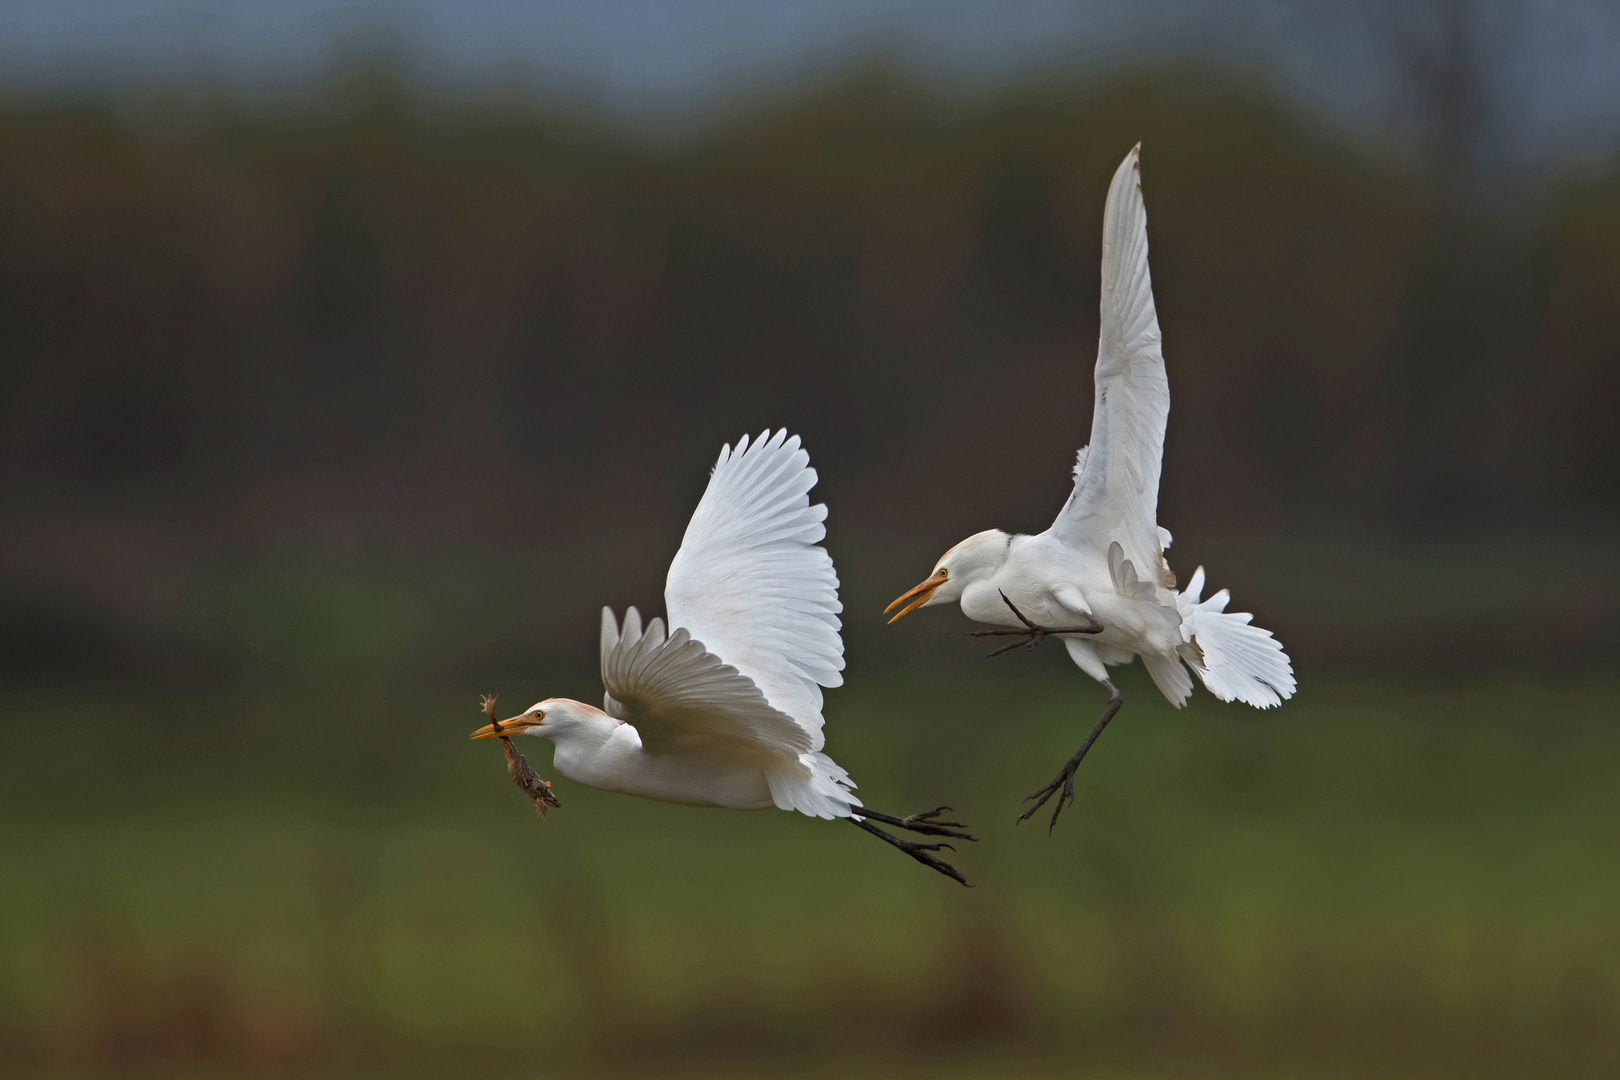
[475,429,973,883]
[886,146,1295,830]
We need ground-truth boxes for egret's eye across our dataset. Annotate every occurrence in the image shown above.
[937,568,948,579]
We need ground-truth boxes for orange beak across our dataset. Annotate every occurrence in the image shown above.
[884,569,947,623]
[471,714,543,740]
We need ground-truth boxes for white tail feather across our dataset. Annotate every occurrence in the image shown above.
[765,751,860,819]
[1176,567,1296,709]
[1143,650,1194,708]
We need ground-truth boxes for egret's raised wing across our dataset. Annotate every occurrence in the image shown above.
[1052,145,1174,588]
[600,606,813,759]
[664,429,843,750]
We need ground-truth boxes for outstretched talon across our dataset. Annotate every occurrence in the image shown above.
[1019,758,1080,833]
[904,806,968,833]
[972,591,1102,657]
[853,805,975,841]
[847,815,970,886]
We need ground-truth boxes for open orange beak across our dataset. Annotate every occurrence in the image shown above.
[885,569,947,623]
[471,714,543,740]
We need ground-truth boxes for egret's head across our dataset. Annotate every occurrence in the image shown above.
[470,698,605,742]
[885,529,1011,622]
[471,700,547,740]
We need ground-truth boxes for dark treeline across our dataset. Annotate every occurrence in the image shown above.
[1,68,1616,681]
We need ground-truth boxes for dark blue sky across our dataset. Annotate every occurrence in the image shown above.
[3,1,1617,171]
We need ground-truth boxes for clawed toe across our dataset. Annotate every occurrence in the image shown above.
[972,627,1046,657]
[901,806,972,836]
[972,591,1103,657]
[1017,763,1078,833]
[897,840,968,886]
[855,806,976,842]
[847,815,972,886]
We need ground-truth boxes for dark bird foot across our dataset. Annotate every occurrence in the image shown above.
[853,805,975,841]
[972,591,1102,657]
[1018,759,1079,833]
[847,815,970,886]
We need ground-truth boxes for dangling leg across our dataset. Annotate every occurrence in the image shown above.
[845,814,971,886]
[1018,678,1123,833]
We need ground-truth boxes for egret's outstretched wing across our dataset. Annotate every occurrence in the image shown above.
[600,606,813,759]
[1052,145,1174,589]
[664,429,843,749]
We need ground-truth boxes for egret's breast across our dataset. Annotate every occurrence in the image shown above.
[959,538,1098,627]
[960,579,1043,626]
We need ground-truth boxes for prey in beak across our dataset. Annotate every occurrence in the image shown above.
[885,568,947,623]
[474,695,560,818]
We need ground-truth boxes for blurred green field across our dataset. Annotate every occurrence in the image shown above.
[3,49,1619,1080]
[2,669,1617,1079]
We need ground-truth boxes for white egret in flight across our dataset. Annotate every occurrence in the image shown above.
[474,429,973,883]
[885,145,1295,830]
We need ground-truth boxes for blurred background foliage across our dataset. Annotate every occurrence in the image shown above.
[1,20,1618,1080]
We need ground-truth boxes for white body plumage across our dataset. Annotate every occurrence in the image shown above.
[888,145,1296,713]
[514,697,782,810]
[479,430,859,819]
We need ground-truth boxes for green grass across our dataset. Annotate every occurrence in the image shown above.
[1,670,1618,1078]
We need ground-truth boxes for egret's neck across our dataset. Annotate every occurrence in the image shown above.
[533,699,620,749]
[950,529,1016,586]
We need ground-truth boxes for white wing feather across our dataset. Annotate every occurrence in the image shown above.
[599,606,813,758]
[1052,145,1173,588]
[664,429,844,750]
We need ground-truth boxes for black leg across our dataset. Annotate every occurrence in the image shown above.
[972,591,1102,656]
[1018,679,1123,833]
[846,815,971,886]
